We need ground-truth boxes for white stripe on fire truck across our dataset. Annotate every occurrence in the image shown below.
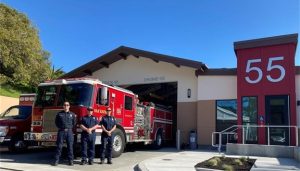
[124,127,134,130]
[153,119,173,124]
[153,117,172,122]
[77,128,134,133]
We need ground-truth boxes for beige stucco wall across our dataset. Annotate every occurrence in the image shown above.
[197,76,237,100]
[196,75,237,145]
[197,100,216,145]
[92,55,198,103]
[0,96,18,113]
[177,102,197,144]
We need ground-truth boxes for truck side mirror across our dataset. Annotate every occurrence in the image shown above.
[101,87,108,105]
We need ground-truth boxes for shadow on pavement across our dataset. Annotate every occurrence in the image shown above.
[0,147,56,165]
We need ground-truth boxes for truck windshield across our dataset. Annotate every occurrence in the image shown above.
[35,83,93,107]
[35,85,58,107]
[1,106,32,119]
[57,83,93,107]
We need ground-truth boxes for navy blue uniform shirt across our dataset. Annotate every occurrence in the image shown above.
[81,115,98,134]
[100,115,116,134]
[55,110,76,129]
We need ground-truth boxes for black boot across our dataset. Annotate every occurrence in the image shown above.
[53,160,59,166]
[69,160,74,166]
[80,160,87,165]
[88,160,94,165]
[107,160,112,164]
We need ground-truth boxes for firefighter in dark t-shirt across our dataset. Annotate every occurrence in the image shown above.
[99,107,116,164]
[80,106,98,165]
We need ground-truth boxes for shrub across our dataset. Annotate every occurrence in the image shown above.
[233,159,243,165]
[222,164,234,171]
[213,157,221,163]
[240,156,247,162]
[207,159,218,166]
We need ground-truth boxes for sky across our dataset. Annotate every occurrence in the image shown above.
[1,0,299,72]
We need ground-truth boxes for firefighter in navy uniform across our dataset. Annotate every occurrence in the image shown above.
[54,101,76,166]
[99,107,116,164]
[80,106,98,165]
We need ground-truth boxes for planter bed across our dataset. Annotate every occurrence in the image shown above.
[194,156,256,171]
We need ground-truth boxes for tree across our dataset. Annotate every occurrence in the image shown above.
[0,3,51,90]
[48,66,65,80]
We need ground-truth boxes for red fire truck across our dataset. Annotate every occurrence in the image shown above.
[24,78,173,157]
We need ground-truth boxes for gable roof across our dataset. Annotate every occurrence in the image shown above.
[62,46,208,78]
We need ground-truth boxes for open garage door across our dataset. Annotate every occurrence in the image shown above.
[120,82,177,146]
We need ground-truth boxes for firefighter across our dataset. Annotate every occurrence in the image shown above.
[80,106,98,165]
[99,107,116,164]
[54,101,76,166]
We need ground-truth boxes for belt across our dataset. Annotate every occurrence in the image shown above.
[59,128,72,131]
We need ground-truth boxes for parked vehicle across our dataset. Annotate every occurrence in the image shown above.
[24,78,173,157]
[0,94,36,152]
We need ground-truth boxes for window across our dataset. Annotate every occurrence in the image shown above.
[35,85,57,107]
[58,83,93,107]
[125,96,132,110]
[1,106,32,119]
[242,97,258,143]
[216,99,237,144]
[96,88,109,106]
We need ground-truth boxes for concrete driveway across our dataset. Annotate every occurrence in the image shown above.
[0,145,176,171]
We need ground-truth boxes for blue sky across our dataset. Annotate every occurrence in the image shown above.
[2,0,299,72]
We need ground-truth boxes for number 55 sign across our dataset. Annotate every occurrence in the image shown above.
[245,57,285,84]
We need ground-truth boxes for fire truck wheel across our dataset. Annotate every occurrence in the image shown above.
[153,131,163,149]
[112,129,125,158]
[8,136,28,153]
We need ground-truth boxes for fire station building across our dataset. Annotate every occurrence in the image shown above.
[64,34,300,147]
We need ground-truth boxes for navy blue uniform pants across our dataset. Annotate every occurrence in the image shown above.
[100,135,113,161]
[81,133,96,161]
[55,130,74,161]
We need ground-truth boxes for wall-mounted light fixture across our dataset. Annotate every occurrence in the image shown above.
[187,88,191,98]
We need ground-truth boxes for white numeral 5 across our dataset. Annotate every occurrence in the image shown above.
[245,59,262,84]
[266,57,285,82]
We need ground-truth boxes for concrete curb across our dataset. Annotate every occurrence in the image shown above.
[135,150,300,171]
[136,160,148,171]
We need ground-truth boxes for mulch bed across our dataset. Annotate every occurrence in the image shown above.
[194,156,256,171]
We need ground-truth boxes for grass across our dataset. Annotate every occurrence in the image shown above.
[0,84,21,98]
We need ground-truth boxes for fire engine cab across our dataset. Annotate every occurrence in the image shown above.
[24,78,173,157]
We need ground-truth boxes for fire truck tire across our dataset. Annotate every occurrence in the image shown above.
[8,135,28,153]
[112,128,125,158]
[153,131,163,149]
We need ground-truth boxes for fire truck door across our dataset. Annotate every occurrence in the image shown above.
[123,95,134,128]
[109,90,124,126]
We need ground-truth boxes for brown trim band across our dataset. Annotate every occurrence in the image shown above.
[196,68,237,76]
[234,33,298,50]
[296,66,300,75]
